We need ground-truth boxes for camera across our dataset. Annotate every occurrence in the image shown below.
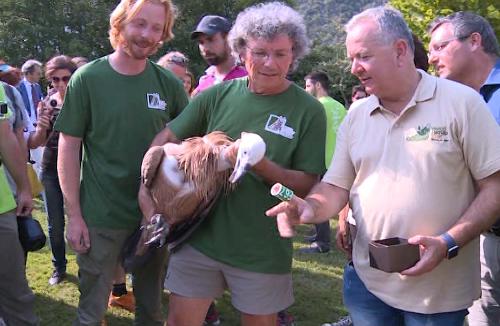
[0,102,8,115]
[44,98,61,129]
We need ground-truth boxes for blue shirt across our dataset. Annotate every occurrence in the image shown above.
[480,59,500,125]
[480,59,500,229]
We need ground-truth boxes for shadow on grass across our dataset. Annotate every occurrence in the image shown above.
[35,293,132,326]
[288,224,349,326]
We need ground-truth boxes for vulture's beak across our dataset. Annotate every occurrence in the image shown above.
[229,132,266,183]
[229,159,251,183]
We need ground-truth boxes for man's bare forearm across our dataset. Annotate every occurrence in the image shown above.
[57,133,83,219]
[150,127,179,147]
[252,158,318,197]
[447,171,500,246]
[305,182,349,224]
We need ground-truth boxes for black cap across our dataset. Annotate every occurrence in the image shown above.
[191,15,231,40]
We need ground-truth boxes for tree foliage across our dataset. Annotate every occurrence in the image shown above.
[390,0,500,45]
[291,0,385,105]
[0,0,116,65]
[0,0,386,103]
[290,43,358,105]
[296,0,386,44]
[0,0,292,77]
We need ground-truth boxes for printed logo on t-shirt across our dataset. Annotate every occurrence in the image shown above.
[147,93,166,110]
[264,114,295,139]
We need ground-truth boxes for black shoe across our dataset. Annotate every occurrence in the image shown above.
[298,242,330,254]
[303,234,317,243]
[277,310,295,326]
[48,270,66,286]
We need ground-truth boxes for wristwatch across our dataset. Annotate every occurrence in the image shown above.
[440,232,459,259]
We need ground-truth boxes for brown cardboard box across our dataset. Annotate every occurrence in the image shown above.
[369,237,420,273]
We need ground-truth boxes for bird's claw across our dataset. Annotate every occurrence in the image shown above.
[142,214,170,247]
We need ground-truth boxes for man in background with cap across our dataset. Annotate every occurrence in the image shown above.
[191,15,247,97]
[187,14,248,325]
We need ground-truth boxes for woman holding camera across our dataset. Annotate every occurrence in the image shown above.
[40,55,77,286]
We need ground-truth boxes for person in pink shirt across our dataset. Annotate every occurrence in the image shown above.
[191,15,247,97]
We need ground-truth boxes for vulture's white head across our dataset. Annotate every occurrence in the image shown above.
[229,132,266,183]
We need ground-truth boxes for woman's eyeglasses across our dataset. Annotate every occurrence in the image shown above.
[51,76,71,83]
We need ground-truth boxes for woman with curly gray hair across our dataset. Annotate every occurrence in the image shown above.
[154,2,326,326]
[228,1,310,74]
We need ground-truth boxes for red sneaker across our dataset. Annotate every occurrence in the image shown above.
[108,292,136,312]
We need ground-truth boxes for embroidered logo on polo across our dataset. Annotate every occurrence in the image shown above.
[430,126,449,141]
[147,93,166,110]
[405,124,449,142]
[265,114,295,139]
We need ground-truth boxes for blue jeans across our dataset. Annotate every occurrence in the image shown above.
[41,168,67,273]
[343,262,468,326]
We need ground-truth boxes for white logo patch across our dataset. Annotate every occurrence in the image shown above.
[147,93,166,110]
[264,114,295,139]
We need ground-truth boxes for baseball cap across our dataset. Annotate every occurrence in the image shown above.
[191,15,231,40]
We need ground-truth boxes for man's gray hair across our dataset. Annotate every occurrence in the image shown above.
[346,5,415,53]
[228,2,310,71]
[21,59,42,74]
[428,11,499,57]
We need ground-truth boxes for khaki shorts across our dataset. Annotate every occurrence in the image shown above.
[165,245,294,315]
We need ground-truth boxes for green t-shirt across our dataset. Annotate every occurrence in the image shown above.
[169,78,326,273]
[318,96,346,168]
[54,57,188,229]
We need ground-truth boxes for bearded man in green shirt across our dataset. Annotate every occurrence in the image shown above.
[55,0,188,324]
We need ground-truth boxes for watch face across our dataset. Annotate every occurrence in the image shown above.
[448,245,459,259]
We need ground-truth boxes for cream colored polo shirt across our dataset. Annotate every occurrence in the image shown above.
[323,70,500,314]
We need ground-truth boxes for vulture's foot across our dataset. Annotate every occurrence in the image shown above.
[143,214,170,247]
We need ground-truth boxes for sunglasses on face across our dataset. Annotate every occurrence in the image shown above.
[167,55,189,66]
[51,76,71,83]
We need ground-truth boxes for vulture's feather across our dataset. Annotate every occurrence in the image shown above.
[139,131,265,250]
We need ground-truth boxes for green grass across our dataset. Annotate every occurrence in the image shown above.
[27,199,348,325]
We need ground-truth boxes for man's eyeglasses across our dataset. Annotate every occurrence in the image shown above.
[51,76,71,83]
[428,35,470,56]
[246,46,292,62]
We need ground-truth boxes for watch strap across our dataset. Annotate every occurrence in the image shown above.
[440,232,459,259]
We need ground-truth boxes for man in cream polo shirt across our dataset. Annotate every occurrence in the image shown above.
[267,6,500,326]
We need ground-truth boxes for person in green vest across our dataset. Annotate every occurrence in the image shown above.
[303,71,346,254]
[0,105,38,325]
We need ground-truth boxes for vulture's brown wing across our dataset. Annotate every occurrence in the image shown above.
[141,146,164,187]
